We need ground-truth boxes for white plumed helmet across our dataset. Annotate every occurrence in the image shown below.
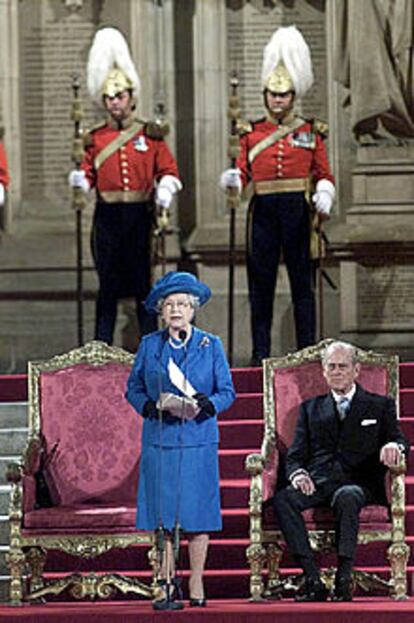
[261,25,314,99]
[87,27,141,106]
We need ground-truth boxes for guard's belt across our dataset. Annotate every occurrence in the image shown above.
[98,190,150,203]
[254,178,310,195]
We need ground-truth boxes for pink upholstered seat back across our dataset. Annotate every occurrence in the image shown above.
[39,362,141,507]
[262,360,390,501]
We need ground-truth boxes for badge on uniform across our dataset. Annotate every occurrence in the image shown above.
[133,136,149,152]
[290,132,315,149]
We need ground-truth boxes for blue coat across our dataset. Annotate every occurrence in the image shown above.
[126,327,236,447]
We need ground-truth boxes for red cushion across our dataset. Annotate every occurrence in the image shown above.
[23,504,140,531]
[37,363,141,507]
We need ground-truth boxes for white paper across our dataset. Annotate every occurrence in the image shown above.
[168,358,197,399]
[157,392,200,420]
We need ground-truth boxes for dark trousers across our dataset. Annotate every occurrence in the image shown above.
[92,201,157,345]
[274,482,372,563]
[246,192,315,359]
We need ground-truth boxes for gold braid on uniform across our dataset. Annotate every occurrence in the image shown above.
[309,117,329,139]
[236,118,253,137]
[144,118,170,139]
[82,120,107,149]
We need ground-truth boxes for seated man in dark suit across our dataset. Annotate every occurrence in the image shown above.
[274,341,409,602]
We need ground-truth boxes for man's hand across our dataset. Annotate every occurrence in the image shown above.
[0,183,5,207]
[312,179,335,220]
[291,472,316,496]
[220,168,242,192]
[155,186,173,209]
[155,175,182,209]
[380,442,403,468]
[68,170,90,192]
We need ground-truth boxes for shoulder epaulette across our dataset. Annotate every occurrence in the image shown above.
[144,118,170,139]
[82,120,107,148]
[309,117,329,138]
[236,119,253,136]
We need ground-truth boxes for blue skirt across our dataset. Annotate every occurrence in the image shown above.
[136,444,222,532]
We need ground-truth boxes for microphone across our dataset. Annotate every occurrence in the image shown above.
[178,329,187,342]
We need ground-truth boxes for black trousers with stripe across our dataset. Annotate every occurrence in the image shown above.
[246,191,315,359]
[92,200,157,344]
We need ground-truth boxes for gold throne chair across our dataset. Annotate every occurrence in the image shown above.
[245,339,409,601]
[6,341,159,605]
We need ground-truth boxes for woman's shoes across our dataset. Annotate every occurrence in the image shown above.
[189,597,207,607]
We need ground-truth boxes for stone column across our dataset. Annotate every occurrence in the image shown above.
[188,0,229,248]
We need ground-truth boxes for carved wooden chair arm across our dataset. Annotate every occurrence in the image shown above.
[245,453,265,476]
[6,461,22,485]
[22,435,42,476]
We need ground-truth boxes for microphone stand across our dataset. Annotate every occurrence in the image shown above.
[171,328,189,602]
[153,329,185,611]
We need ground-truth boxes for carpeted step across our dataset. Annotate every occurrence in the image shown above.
[219,420,263,449]
[42,535,414,576]
[38,565,414,600]
[221,394,263,420]
[400,363,414,388]
[404,476,414,504]
[400,390,414,417]
[0,375,27,403]
[231,367,263,394]
[219,448,257,479]
[220,478,250,508]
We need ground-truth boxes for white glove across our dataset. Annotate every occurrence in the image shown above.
[312,179,335,217]
[0,183,4,207]
[68,169,90,193]
[155,186,173,209]
[155,175,182,208]
[220,168,242,192]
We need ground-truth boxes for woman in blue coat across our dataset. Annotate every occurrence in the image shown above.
[126,271,235,609]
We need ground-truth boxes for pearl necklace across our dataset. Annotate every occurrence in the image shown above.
[168,337,186,349]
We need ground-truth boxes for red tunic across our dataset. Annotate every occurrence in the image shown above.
[236,116,335,188]
[0,142,10,189]
[81,121,179,196]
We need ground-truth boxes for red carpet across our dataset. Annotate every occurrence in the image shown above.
[2,598,414,623]
[1,361,414,620]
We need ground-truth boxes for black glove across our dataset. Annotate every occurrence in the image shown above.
[194,392,216,417]
[142,400,158,419]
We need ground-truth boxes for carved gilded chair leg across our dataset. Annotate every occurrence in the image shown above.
[388,541,410,600]
[267,542,283,588]
[148,543,163,599]
[26,547,47,596]
[247,543,266,600]
[6,548,26,606]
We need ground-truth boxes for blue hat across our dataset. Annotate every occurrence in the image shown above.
[144,271,212,313]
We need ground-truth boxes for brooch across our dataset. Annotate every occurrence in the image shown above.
[200,336,210,347]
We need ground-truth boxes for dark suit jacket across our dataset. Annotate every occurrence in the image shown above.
[286,384,409,504]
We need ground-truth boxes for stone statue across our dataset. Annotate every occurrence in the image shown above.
[334,0,414,143]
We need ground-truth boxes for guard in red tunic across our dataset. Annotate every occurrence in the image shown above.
[69,28,182,345]
[0,139,10,208]
[221,26,335,365]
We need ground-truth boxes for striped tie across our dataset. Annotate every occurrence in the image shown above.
[338,396,350,421]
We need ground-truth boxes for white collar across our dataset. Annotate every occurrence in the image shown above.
[331,384,356,404]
